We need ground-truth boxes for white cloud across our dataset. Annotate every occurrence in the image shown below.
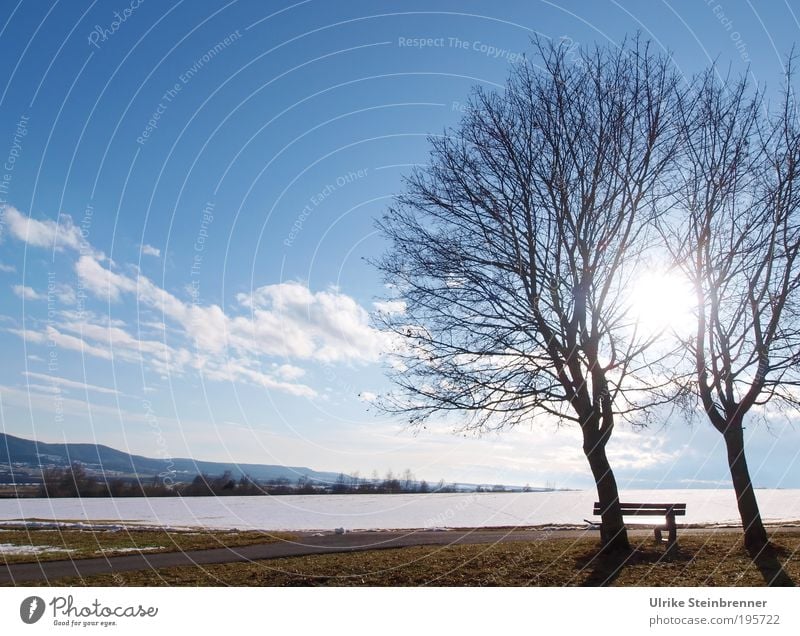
[359,391,378,402]
[23,371,120,395]
[373,300,406,315]
[186,303,227,353]
[8,328,43,343]
[25,383,62,395]
[0,263,16,273]
[12,284,43,300]
[141,244,161,257]
[74,254,136,300]
[1,205,101,258]
[42,326,116,361]
[54,284,76,304]
[235,282,391,363]
[75,257,391,366]
[606,429,681,470]
[55,319,194,376]
[12,324,138,364]
[11,282,74,304]
[205,360,316,398]
[11,314,317,398]
[140,320,167,331]
[0,384,144,422]
[10,218,391,399]
[276,364,305,380]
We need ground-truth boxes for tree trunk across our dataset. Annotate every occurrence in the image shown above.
[583,430,630,553]
[723,420,769,551]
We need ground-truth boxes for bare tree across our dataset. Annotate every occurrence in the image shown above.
[668,66,800,550]
[375,38,683,552]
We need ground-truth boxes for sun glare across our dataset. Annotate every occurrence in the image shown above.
[628,270,696,336]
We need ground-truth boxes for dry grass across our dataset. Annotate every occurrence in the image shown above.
[43,531,800,587]
[0,525,293,565]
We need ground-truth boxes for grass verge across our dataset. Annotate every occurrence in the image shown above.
[0,525,294,565]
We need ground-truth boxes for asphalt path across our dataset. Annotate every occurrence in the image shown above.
[1,526,796,584]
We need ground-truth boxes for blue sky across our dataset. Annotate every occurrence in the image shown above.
[0,0,798,489]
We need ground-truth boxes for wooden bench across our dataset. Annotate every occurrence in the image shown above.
[593,502,686,546]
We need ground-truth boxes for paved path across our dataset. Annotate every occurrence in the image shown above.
[1,526,796,584]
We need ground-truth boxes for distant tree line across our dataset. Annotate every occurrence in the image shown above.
[37,464,180,498]
[27,463,472,498]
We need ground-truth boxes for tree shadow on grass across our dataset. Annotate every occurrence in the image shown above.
[748,543,795,587]
[575,543,687,587]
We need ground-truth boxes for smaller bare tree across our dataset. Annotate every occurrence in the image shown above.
[668,65,800,550]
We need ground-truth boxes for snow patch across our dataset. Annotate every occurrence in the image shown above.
[0,543,74,555]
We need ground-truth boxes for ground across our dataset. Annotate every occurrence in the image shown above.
[2,526,797,587]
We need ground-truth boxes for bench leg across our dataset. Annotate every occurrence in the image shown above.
[666,513,677,548]
[654,515,678,546]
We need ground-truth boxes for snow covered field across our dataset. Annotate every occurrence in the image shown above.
[0,490,797,532]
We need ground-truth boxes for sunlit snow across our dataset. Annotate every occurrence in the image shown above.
[0,490,797,532]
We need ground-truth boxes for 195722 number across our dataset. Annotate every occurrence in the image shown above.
[741,614,781,625]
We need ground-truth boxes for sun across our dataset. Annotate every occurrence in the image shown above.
[628,270,696,336]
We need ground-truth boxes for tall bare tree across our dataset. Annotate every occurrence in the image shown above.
[375,38,683,552]
[669,67,800,551]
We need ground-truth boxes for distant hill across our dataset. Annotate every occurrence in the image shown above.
[0,432,342,484]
